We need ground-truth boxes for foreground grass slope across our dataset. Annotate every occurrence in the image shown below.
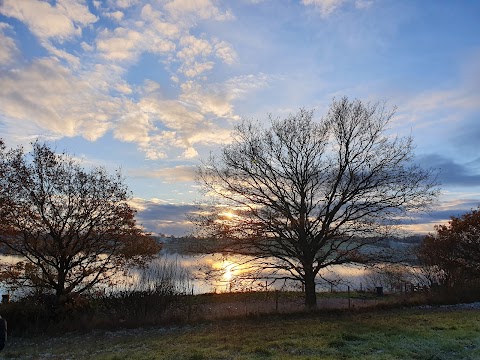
[2,306,480,360]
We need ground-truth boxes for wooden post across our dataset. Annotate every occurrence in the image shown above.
[275,290,279,312]
[187,288,193,323]
[348,286,351,309]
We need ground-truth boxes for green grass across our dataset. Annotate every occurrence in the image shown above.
[2,307,480,359]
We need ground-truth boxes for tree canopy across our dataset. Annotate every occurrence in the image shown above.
[197,97,438,307]
[0,140,160,304]
[419,207,480,289]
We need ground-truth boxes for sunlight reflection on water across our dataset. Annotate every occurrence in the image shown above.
[0,253,425,298]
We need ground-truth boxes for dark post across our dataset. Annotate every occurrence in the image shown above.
[187,288,193,323]
[275,290,279,312]
[348,286,351,308]
[0,316,6,351]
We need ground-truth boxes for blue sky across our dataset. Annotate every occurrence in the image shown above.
[0,0,479,236]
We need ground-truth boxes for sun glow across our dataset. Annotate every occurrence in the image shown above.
[224,266,233,281]
[216,260,237,282]
[220,211,235,219]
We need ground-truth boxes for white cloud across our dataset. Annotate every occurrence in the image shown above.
[105,10,125,21]
[0,0,243,160]
[141,80,162,94]
[182,61,214,77]
[302,0,373,16]
[165,0,234,21]
[302,0,346,17]
[214,40,237,64]
[0,23,19,65]
[115,82,133,94]
[42,41,81,67]
[140,97,204,132]
[141,4,181,39]
[0,0,97,41]
[178,35,213,61]
[96,25,176,62]
[96,27,144,61]
[180,74,270,118]
[0,58,120,141]
[80,41,94,52]
[355,0,373,9]
[130,165,197,182]
[183,147,199,158]
[180,81,234,117]
[114,0,140,8]
[114,104,152,143]
[397,84,480,129]
[58,0,98,24]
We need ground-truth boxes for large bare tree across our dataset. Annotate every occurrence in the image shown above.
[0,140,160,304]
[197,97,438,307]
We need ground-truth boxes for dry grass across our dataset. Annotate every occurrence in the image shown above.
[2,304,480,359]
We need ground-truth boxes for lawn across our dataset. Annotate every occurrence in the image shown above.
[2,306,479,359]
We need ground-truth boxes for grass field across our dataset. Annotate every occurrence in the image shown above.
[2,305,480,360]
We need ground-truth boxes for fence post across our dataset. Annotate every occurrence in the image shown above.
[275,290,279,312]
[348,286,351,309]
[187,288,193,323]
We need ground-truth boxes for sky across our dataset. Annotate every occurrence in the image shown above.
[0,0,479,236]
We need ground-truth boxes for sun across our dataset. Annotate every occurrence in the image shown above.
[221,211,235,219]
[222,261,235,282]
[224,267,233,281]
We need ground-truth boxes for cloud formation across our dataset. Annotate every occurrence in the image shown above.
[0,0,97,41]
[0,58,118,141]
[419,154,480,188]
[130,165,197,183]
[1,1,479,236]
[0,23,18,65]
[132,199,197,236]
[302,0,373,17]
[0,0,253,159]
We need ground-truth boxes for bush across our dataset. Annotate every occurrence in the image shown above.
[0,257,193,335]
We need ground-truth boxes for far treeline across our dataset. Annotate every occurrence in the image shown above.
[0,97,479,333]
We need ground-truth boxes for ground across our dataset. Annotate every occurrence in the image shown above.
[2,302,480,359]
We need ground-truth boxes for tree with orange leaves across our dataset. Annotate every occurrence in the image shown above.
[419,207,480,289]
[0,140,160,305]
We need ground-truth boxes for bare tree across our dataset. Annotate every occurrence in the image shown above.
[0,140,160,305]
[196,97,438,307]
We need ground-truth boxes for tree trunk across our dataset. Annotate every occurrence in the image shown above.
[56,271,67,307]
[304,268,317,309]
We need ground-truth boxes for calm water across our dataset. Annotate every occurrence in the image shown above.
[0,252,425,299]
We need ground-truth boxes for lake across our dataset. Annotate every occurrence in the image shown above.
[0,252,426,299]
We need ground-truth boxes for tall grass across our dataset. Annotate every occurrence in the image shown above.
[0,257,194,335]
